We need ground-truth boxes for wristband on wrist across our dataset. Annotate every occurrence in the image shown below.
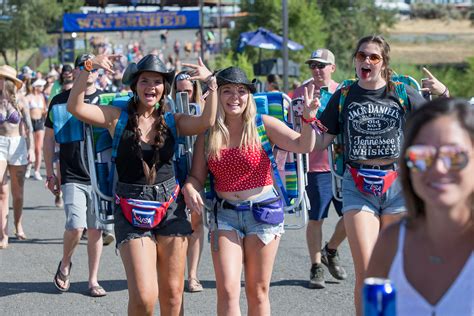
[46,175,56,182]
[200,76,218,101]
[301,116,317,124]
[439,87,449,98]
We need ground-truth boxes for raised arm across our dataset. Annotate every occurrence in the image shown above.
[66,55,122,135]
[174,58,217,136]
[304,84,337,150]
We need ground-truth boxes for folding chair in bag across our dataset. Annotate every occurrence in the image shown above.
[251,91,309,230]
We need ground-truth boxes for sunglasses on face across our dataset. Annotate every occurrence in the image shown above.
[309,63,328,70]
[405,144,470,173]
[355,51,383,65]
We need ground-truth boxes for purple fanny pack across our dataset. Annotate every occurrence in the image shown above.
[223,197,284,225]
[252,197,284,225]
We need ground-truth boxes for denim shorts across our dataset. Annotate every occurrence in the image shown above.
[210,188,285,245]
[61,182,104,230]
[31,117,45,132]
[113,177,192,248]
[306,171,343,220]
[341,169,406,216]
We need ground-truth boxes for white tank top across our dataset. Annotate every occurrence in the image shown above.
[388,222,474,316]
[28,96,44,110]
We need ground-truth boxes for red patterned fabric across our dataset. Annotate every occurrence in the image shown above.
[208,147,273,192]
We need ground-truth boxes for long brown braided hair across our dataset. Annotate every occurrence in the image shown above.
[128,73,171,184]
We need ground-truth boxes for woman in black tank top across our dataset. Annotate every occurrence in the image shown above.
[67,53,218,315]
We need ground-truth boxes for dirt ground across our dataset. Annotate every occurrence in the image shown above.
[386,19,474,64]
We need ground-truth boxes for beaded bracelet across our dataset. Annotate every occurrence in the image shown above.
[439,87,450,98]
[46,174,56,183]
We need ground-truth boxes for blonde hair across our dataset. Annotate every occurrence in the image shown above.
[207,85,260,159]
[2,78,20,112]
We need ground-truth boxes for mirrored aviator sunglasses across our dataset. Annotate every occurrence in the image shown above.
[405,144,470,172]
[355,51,383,65]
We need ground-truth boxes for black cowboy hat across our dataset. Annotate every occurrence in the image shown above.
[122,54,175,86]
[216,67,256,93]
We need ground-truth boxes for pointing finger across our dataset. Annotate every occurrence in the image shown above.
[422,67,434,79]
[198,57,205,67]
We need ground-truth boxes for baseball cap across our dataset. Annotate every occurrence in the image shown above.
[305,49,335,65]
[74,53,95,68]
[61,64,73,74]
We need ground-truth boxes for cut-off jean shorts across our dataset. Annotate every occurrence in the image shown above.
[341,169,406,216]
[113,177,192,249]
[210,188,285,246]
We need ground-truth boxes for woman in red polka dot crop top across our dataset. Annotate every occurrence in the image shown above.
[182,66,319,315]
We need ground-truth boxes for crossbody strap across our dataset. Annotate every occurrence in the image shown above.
[256,114,290,206]
[108,110,129,186]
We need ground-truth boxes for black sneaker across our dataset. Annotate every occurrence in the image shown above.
[309,263,325,289]
[321,244,347,280]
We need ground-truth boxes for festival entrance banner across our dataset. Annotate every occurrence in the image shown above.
[63,10,200,32]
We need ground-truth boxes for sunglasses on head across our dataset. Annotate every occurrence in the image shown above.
[308,63,328,70]
[355,51,383,65]
[176,73,191,81]
[405,144,470,173]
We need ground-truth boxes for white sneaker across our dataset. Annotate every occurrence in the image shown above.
[33,171,43,181]
[25,166,31,179]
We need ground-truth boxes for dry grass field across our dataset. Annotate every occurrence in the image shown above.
[386,19,474,65]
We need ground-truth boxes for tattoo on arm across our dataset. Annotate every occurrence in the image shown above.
[22,108,34,150]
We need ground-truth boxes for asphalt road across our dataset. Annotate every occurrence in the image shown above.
[0,169,355,315]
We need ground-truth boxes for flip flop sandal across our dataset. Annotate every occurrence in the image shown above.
[88,285,107,297]
[53,261,72,292]
[15,232,27,241]
[187,278,203,293]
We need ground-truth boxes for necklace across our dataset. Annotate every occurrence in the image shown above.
[141,110,155,119]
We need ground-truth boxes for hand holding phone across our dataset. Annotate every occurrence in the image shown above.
[421,78,431,101]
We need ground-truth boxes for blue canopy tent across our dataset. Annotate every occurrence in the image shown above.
[237,27,304,52]
[237,27,304,71]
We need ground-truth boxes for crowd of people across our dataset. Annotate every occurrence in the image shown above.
[0,33,472,316]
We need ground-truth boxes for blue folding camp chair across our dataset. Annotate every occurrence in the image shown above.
[252,91,309,230]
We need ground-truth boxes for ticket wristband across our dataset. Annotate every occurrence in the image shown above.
[301,116,317,124]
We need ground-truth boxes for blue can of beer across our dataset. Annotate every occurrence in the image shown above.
[363,277,396,316]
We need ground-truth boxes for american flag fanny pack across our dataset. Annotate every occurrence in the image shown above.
[348,167,398,197]
[116,183,180,229]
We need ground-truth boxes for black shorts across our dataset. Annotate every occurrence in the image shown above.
[31,118,45,132]
[113,177,192,248]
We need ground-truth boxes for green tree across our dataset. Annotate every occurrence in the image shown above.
[0,0,82,68]
[318,0,397,72]
[229,0,326,79]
